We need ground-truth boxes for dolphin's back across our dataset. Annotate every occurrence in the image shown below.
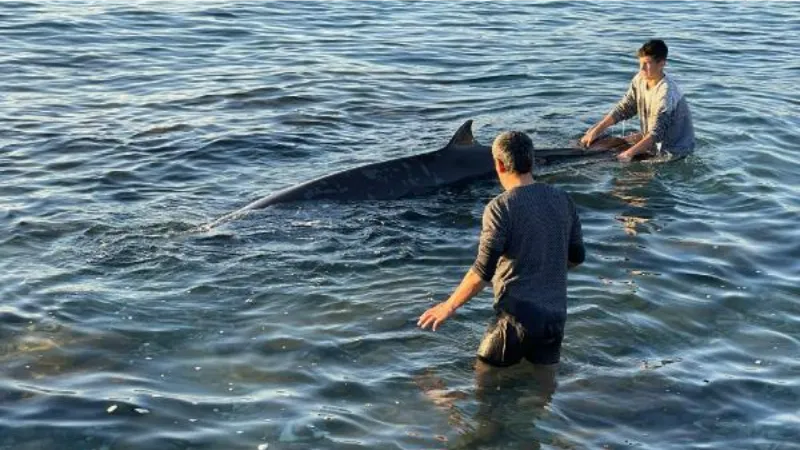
[256,151,447,207]
[203,145,491,230]
[200,119,624,230]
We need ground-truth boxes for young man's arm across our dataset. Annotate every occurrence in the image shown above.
[580,114,616,147]
[581,78,639,147]
[617,133,656,162]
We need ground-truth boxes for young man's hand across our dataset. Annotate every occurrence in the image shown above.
[579,129,598,148]
[417,302,456,331]
[617,149,636,162]
[581,115,615,148]
[623,132,643,146]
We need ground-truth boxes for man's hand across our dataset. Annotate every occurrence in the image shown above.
[418,269,487,331]
[417,302,456,331]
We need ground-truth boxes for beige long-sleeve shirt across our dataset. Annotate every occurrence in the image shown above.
[610,73,696,156]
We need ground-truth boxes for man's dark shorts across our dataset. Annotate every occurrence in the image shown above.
[476,312,564,366]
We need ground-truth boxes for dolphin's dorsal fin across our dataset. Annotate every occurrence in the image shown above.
[446,119,477,148]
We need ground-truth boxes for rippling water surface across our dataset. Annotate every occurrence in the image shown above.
[1,2,799,449]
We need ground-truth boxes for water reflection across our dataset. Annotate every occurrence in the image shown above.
[415,360,558,449]
[610,164,657,236]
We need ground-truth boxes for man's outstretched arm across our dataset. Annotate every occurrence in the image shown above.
[418,201,505,332]
[417,269,489,332]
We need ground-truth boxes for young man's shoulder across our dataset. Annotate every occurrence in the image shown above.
[656,73,684,91]
[656,74,686,109]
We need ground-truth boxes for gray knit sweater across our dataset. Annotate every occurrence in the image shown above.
[472,183,585,331]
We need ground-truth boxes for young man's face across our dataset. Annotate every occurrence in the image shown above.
[638,56,666,81]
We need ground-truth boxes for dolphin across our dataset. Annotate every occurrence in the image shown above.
[203,119,627,229]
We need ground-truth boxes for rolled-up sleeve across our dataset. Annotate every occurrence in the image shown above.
[609,78,638,124]
[472,201,508,283]
[567,200,585,265]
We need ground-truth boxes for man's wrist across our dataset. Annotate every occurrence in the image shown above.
[442,300,458,313]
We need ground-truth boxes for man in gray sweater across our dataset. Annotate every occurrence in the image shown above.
[580,39,695,161]
[417,131,585,368]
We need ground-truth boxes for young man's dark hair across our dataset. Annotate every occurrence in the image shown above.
[637,39,668,61]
